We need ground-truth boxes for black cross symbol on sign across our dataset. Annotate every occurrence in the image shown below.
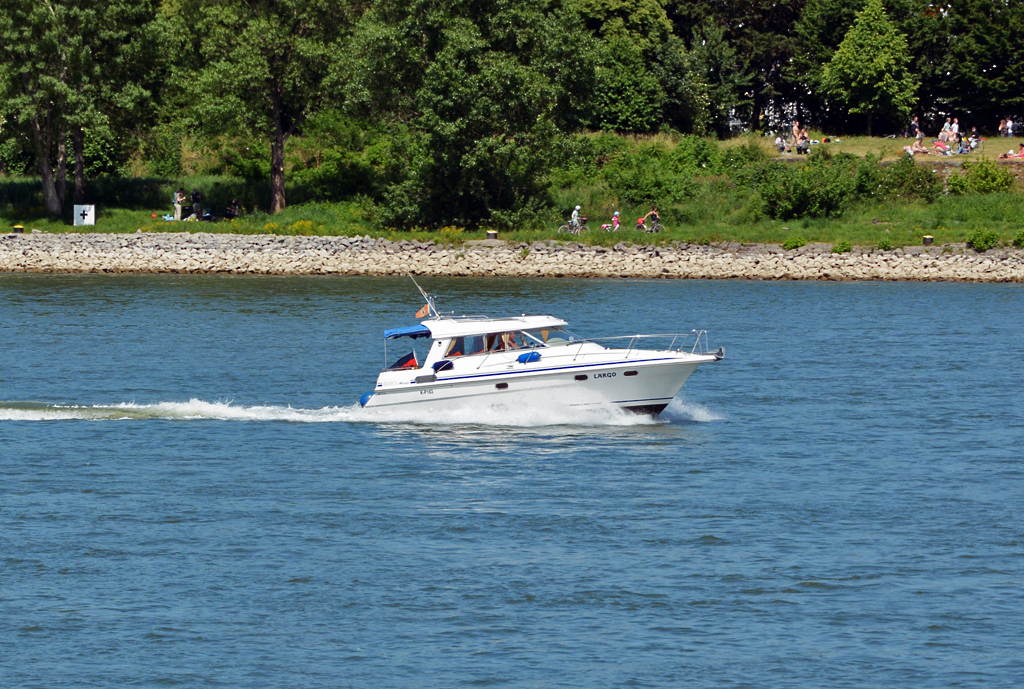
[80,208,89,221]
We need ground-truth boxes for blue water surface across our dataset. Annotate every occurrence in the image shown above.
[1,275,1022,688]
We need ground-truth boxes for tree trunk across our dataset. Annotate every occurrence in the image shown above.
[73,126,86,204]
[270,127,287,214]
[55,124,67,209]
[866,113,873,137]
[32,115,62,216]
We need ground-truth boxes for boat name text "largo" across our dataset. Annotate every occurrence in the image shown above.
[593,372,616,379]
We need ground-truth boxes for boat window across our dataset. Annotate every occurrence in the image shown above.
[522,327,577,347]
[445,331,559,357]
[385,336,431,371]
[445,335,487,358]
[484,332,528,352]
[388,350,419,370]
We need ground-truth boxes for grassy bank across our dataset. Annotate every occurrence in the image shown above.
[5,192,1023,250]
[4,134,1024,249]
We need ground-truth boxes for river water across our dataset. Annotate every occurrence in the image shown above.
[2,275,1022,687]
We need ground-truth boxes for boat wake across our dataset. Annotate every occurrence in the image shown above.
[0,396,722,427]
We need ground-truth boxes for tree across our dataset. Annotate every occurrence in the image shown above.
[685,21,750,136]
[944,0,1024,128]
[669,0,806,130]
[1,1,93,214]
[0,0,161,214]
[592,38,665,132]
[173,0,353,213]
[820,0,917,134]
[346,0,597,227]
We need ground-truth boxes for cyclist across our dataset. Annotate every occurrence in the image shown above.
[643,206,660,232]
[570,205,581,229]
[612,211,620,231]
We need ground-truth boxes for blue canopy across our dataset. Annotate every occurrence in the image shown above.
[383,324,432,340]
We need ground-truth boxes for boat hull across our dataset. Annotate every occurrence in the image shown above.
[361,358,705,417]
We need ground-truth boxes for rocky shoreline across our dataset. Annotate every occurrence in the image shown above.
[3,231,1024,282]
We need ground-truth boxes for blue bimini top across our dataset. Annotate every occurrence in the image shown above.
[383,324,432,340]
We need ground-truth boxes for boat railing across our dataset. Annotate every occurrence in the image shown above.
[578,330,713,357]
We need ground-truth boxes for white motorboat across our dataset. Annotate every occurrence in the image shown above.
[359,285,723,417]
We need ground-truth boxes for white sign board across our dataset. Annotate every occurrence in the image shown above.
[74,205,95,226]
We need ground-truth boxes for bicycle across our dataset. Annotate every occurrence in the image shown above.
[557,218,590,235]
[636,219,666,233]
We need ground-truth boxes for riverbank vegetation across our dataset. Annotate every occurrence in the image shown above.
[3,0,1024,244]
[5,135,1023,249]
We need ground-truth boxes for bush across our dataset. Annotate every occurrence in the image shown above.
[782,235,807,250]
[965,228,1000,251]
[669,135,724,176]
[1014,229,1024,248]
[949,160,1015,195]
[881,155,941,202]
[831,239,852,253]
[855,154,940,202]
[603,142,692,204]
[757,154,855,220]
[946,172,968,196]
[877,236,893,251]
[143,124,183,177]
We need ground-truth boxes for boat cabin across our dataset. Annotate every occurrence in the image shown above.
[379,315,576,382]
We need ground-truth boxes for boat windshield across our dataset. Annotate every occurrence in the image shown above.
[522,327,578,347]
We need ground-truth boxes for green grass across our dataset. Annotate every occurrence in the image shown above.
[4,174,1024,249]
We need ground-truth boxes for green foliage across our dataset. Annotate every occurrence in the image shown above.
[819,0,917,133]
[355,0,599,227]
[0,130,31,176]
[944,0,1024,128]
[684,21,750,137]
[144,125,184,177]
[721,141,770,177]
[831,239,852,253]
[603,142,686,204]
[592,39,665,132]
[1014,229,1024,248]
[965,228,1000,251]
[0,0,163,212]
[877,235,893,250]
[175,0,352,211]
[756,153,856,220]
[855,154,940,202]
[783,235,807,249]
[947,160,1015,195]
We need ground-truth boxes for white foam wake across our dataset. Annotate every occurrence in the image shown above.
[0,397,723,427]
[660,398,727,423]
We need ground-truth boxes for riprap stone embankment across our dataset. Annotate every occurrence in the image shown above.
[3,231,1024,282]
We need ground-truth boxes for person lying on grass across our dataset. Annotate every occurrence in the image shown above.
[998,143,1024,159]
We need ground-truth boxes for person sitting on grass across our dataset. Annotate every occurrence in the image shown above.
[967,127,981,151]
[224,199,242,220]
[938,117,952,142]
[904,139,929,155]
[796,129,810,154]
